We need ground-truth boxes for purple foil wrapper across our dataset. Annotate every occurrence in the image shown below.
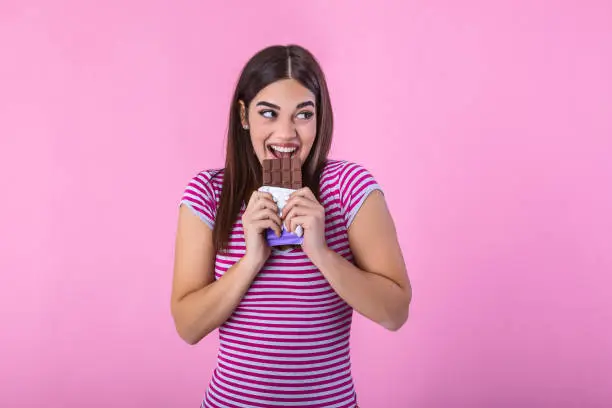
[266,227,303,246]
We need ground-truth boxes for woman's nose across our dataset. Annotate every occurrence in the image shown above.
[276,119,297,139]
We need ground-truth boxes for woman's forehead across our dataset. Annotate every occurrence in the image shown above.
[252,79,315,107]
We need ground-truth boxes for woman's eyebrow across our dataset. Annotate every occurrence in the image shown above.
[255,101,315,110]
[255,101,280,109]
[296,101,315,109]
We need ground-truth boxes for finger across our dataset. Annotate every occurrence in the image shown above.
[283,206,300,231]
[246,191,258,210]
[248,193,278,213]
[282,196,317,218]
[255,198,278,213]
[252,219,282,237]
[287,189,319,209]
[290,187,317,201]
[248,190,274,208]
[288,215,309,234]
[250,208,282,225]
[284,207,315,233]
[286,195,318,207]
[257,191,275,202]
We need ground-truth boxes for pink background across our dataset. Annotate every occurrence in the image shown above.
[1,1,611,407]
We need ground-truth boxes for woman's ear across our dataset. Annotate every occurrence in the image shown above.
[239,100,249,129]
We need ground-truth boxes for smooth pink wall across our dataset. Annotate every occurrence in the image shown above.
[1,1,611,407]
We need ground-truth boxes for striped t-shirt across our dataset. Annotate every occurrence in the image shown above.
[181,159,382,408]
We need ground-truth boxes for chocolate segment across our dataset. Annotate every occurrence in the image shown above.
[262,158,302,189]
[262,160,272,185]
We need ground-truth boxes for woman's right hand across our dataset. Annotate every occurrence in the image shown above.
[241,190,282,267]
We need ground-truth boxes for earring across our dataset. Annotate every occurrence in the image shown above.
[243,124,249,130]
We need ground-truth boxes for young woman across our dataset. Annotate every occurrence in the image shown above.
[172,44,411,408]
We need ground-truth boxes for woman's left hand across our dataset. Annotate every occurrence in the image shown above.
[281,187,329,261]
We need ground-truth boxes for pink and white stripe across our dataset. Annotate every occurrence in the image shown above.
[181,160,381,408]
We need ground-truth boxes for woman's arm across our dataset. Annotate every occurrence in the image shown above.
[309,190,412,331]
[170,205,264,345]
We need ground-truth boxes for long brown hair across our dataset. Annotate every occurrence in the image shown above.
[213,45,334,251]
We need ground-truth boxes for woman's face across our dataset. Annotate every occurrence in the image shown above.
[241,79,317,165]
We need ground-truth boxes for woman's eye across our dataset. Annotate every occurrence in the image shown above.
[296,111,314,120]
[259,110,276,119]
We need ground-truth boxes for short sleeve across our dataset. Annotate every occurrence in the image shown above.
[179,171,218,229]
[338,162,383,228]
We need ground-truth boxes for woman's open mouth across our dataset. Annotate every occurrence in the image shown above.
[268,144,299,159]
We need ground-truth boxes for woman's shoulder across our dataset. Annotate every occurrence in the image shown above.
[321,159,382,227]
[321,159,376,184]
[189,168,225,188]
[182,168,224,202]
[180,168,224,227]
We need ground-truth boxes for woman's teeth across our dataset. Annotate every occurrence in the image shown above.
[270,145,297,158]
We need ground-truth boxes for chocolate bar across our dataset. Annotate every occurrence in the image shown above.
[260,157,304,247]
[262,157,302,189]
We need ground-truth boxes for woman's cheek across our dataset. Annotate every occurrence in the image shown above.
[300,122,317,142]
